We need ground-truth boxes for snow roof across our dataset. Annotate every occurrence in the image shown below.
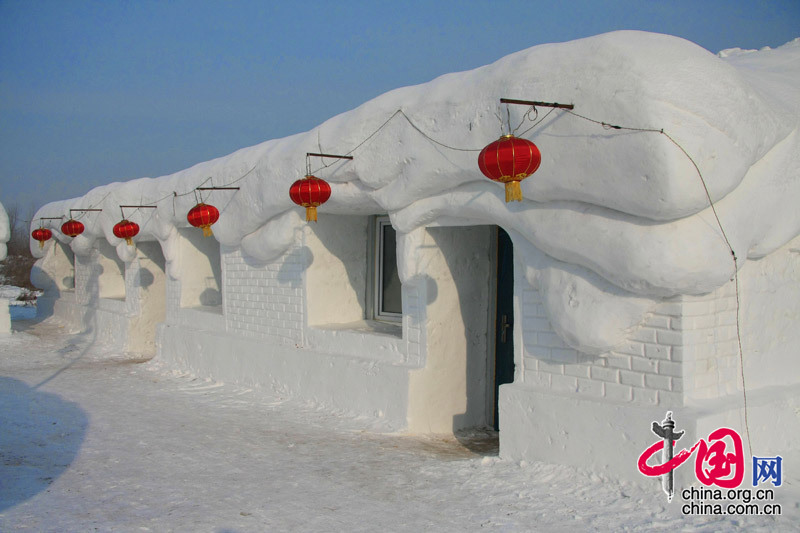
[32,31,800,353]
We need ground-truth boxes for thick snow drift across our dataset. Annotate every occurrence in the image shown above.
[31,31,800,353]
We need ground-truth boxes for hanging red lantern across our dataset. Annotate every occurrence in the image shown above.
[478,134,541,202]
[31,228,53,249]
[187,203,220,237]
[113,219,139,245]
[289,175,331,222]
[61,219,85,238]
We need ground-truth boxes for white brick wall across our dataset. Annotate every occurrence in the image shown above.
[165,274,182,321]
[521,287,684,407]
[671,282,740,402]
[223,246,304,345]
[125,255,141,317]
[75,249,98,306]
[521,278,742,407]
[163,237,420,363]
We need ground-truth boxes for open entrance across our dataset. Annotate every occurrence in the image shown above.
[492,227,515,430]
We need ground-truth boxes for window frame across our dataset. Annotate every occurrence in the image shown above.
[367,216,402,322]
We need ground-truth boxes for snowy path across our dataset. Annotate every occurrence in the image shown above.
[1,319,796,532]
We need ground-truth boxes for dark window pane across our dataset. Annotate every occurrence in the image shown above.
[381,224,402,314]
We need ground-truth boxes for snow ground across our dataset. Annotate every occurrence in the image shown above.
[1,319,797,532]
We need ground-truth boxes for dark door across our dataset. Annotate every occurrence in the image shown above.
[493,227,515,430]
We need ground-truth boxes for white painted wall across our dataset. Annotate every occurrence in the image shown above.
[739,234,800,389]
[407,226,492,433]
[305,215,368,327]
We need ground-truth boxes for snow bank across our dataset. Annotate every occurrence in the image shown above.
[0,200,9,262]
[0,202,10,333]
[31,31,800,353]
[0,285,40,305]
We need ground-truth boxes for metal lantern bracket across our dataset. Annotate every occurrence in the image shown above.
[306,152,354,160]
[305,152,353,175]
[36,216,63,228]
[195,186,240,204]
[119,205,157,218]
[499,98,574,110]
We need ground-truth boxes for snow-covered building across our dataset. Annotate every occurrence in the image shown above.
[0,200,11,334]
[30,31,799,482]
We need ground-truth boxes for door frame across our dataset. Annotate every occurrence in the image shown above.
[484,227,499,427]
[485,226,515,430]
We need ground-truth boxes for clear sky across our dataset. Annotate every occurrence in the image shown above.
[1,0,798,213]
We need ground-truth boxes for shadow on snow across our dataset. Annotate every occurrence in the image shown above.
[0,376,88,511]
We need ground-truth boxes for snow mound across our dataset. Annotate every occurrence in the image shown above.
[31,31,800,354]
[0,285,40,306]
[0,201,9,261]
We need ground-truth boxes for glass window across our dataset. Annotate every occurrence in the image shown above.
[373,217,402,321]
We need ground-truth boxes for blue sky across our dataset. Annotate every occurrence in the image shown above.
[1,0,798,213]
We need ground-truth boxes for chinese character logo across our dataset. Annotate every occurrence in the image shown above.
[638,411,745,501]
[753,456,782,487]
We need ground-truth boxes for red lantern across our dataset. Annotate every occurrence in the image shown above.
[61,219,85,238]
[478,134,541,202]
[31,228,52,249]
[187,203,220,237]
[113,219,139,245]
[289,175,332,222]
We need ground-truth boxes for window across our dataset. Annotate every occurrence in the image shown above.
[370,216,402,321]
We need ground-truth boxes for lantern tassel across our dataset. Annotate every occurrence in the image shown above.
[125,237,133,246]
[39,240,44,249]
[202,225,213,237]
[306,206,318,222]
[505,181,523,202]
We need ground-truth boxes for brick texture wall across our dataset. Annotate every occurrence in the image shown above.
[125,256,140,317]
[223,246,305,345]
[74,249,98,306]
[521,286,683,407]
[672,282,740,402]
[521,279,741,407]
[165,273,181,320]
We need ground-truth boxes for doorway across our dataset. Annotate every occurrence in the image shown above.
[492,227,515,430]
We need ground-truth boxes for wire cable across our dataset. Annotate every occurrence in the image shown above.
[565,108,752,456]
